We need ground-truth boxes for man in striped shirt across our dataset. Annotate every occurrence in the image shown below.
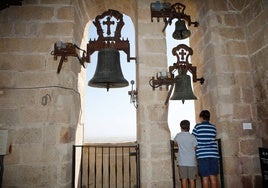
[192,110,219,188]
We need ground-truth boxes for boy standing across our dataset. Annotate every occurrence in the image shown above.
[174,120,198,188]
[192,110,219,188]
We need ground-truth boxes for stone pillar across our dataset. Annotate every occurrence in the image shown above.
[136,0,173,187]
[0,2,83,187]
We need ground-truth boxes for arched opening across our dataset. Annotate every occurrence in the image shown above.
[166,20,196,138]
[84,14,136,143]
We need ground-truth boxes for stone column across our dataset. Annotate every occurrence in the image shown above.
[136,0,173,187]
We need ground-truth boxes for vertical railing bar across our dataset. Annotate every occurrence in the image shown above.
[121,147,124,188]
[72,145,76,188]
[128,147,131,188]
[170,140,176,188]
[115,147,118,188]
[88,146,90,188]
[101,146,104,188]
[81,146,84,188]
[94,146,97,188]
[108,147,111,188]
[136,144,140,188]
[217,139,224,188]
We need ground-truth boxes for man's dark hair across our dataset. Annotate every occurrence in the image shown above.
[199,110,210,121]
[180,120,190,131]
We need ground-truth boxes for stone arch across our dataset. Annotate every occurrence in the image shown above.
[84,12,136,142]
[71,1,138,144]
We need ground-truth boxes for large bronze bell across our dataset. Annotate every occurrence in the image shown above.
[172,19,191,40]
[170,74,197,103]
[88,48,129,91]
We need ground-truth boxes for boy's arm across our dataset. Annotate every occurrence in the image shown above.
[193,137,198,150]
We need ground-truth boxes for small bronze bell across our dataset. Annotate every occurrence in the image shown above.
[172,19,191,40]
[88,48,129,91]
[170,74,197,103]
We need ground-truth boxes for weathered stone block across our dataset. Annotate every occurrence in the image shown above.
[11,6,54,21]
[14,128,42,144]
[152,159,172,181]
[57,6,74,20]
[0,108,19,125]
[0,21,13,37]
[233,104,252,120]
[223,156,240,175]
[240,139,261,156]
[41,22,74,36]
[138,38,166,53]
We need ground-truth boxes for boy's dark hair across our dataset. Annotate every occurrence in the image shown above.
[199,110,210,121]
[180,120,190,131]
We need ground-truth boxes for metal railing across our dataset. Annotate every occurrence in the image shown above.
[72,143,140,188]
[170,139,224,188]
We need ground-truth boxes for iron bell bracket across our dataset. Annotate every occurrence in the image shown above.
[51,42,87,74]
[51,9,135,74]
[149,44,204,90]
[150,2,199,32]
[86,9,136,63]
[149,44,204,104]
[169,44,204,84]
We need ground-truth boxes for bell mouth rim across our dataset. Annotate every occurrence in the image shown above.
[88,81,129,88]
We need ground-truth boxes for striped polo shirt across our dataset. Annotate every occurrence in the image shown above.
[192,121,219,159]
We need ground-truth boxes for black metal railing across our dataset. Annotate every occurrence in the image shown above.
[72,143,140,188]
[170,138,224,188]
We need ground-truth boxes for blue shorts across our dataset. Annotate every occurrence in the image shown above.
[197,158,219,177]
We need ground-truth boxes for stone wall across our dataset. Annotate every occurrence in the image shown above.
[0,0,267,187]
[191,0,268,187]
[0,1,82,187]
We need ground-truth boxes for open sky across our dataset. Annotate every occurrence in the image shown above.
[84,15,195,143]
